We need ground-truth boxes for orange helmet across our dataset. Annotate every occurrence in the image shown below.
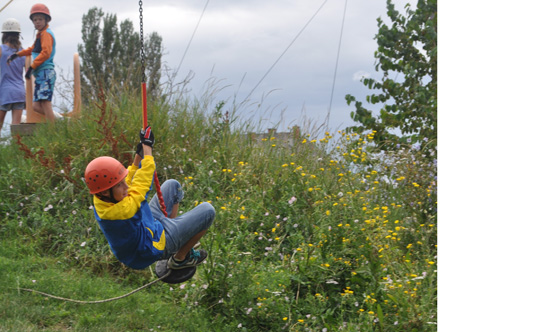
[30,3,51,21]
[85,157,128,194]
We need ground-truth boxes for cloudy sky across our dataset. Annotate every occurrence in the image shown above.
[1,0,411,135]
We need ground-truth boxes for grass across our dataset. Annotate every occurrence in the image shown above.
[0,85,437,331]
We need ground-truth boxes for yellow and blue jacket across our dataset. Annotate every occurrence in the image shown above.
[93,156,166,269]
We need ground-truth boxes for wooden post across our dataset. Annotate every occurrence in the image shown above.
[24,56,46,123]
[73,53,81,116]
[24,56,43,123]
[292,126,300,138]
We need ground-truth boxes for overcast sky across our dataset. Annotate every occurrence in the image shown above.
[1,0,413,136]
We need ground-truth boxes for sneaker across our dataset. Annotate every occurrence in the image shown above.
[168,249,208,270]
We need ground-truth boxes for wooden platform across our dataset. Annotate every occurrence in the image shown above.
[10,123,38,136]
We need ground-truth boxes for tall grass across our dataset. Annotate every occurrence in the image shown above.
[0,81,437,331]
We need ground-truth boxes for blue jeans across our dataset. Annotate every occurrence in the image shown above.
[149,179,215,259]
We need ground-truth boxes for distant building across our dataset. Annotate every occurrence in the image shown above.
[248,126,301,147]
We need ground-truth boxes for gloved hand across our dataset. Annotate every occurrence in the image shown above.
[136,142,144,158]
[7,53,18,64]
[25,67,33,79]
[139,125,155,147]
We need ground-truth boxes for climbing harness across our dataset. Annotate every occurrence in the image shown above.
[139,0,168,217]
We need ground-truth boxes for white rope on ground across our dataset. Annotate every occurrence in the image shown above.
[16,271,171,304]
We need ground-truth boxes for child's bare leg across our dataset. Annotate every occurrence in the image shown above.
[0,111,6,130]
[42,101,55,122]
[33,101,55,123]
[12,109,23,124]
[32,101,43,115]
[169,202,179,218]
[173,229,207,261]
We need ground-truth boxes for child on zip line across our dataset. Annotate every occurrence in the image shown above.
[0,18,26,132]
[7,3,56,123]
[84,126,215,272]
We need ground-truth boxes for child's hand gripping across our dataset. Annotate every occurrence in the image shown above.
[140,125,155,147]
[136,126,154,158]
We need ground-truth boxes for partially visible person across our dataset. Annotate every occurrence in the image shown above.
[7,3,56,123]
[0,18,26,131]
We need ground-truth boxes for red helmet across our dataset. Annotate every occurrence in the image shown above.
[85,157,128,194]
[30,3,51,21]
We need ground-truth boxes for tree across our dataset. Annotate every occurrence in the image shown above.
[144,32,163,101]
[345,0,437,149]
[78,7,164,103]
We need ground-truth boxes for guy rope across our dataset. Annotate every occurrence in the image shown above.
[0,0,16,14]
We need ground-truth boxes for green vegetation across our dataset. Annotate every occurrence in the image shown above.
[346,0,437,149]
[0,82,436,331]
[78,7,164,104]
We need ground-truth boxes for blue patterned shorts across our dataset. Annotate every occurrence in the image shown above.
[33,68,56,102]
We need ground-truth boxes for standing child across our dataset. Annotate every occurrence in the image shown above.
[84,126,215,276]
[7,3,56,123]
[0,18,26,132]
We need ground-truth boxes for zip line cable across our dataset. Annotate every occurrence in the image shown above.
[0,0,16,14]
[242,0,329,103]
[174,0,210,77]
[327,0,348,122]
